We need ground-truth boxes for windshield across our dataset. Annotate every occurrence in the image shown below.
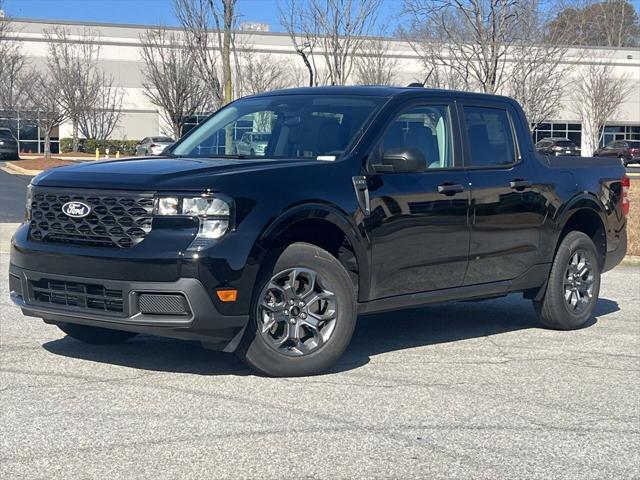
[0,130,14,139]
[172,94,384,160]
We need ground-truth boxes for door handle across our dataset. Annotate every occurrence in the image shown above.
[509,179,532,191]
[437,183,464,196]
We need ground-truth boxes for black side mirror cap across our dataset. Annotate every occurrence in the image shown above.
[374,147,427,173]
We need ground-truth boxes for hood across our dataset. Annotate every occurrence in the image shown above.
[32,156,318,191]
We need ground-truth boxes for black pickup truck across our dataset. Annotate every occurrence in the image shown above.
[9,87,629,376]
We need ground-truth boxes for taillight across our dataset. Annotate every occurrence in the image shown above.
[622,175,630,216]
[630,148,639,155]
[552,146,562,151]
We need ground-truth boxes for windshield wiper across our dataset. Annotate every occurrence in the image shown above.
[201,154,256,159]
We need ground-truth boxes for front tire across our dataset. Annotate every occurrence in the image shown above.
[57,323,138,344]
[534,231,601,330]
[237,242,356,377]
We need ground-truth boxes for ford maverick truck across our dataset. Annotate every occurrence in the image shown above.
[9,87,629,376]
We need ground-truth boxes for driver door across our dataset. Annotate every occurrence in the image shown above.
[365,101,471,299]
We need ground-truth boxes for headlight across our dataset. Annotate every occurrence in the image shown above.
[155,195,232,250]
[182,197,229,216]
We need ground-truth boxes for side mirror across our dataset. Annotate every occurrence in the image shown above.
[374,147,427,173]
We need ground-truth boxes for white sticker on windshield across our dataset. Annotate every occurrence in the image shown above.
[317,155,336,162]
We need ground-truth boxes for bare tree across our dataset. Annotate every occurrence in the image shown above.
[280,0,383,86]
[44,27,103,152]
[421,64,470,90]
[570,60,632,155]
[78,73,124,141]
[353,36,399,85]
[23,70,68,160]
[236,49,292,96]
[403,0,527,94]
[174,0,223,108]
[280,0,319,86]
[174,0,238,106]
[0,12,30,112]
[174,0,237,152]
[507,6,575,128]
[139,28,212,139]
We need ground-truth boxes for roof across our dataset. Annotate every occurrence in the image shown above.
[252,85,517,103]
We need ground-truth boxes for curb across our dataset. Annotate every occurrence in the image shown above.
[620,255,640,266]
[2,163,41,176]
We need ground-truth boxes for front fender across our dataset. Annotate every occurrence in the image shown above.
[252,202,371,301]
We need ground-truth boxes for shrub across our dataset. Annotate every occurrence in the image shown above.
[60,138,140,156]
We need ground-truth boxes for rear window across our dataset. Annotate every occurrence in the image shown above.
[554,140,575,147]
[628,141,640,148]
[152,137,173,143]
[464,106,517,167]
[0,130,14,139]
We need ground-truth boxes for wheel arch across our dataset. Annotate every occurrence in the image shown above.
[251,203,370,301]
[554,194,608,267]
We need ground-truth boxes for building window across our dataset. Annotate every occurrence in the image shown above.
[181,114,210,137]
[0,110,60,154]
[601,125,640,146]
[532,122,582,146]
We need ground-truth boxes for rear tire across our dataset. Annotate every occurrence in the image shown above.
[57,323,138,344]
[534,231,601,330]
[237,242,356,377]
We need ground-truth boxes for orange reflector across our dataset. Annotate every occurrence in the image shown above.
[216,289,238,302]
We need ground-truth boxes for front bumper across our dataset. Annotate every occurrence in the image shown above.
[0,145,19,158]
[9,264,249,351]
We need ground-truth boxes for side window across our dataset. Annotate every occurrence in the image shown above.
[463,106,517,167]
[379,105,453,169]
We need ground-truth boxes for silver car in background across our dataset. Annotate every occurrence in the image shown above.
[135,136,174,156]
[234,132,270,156]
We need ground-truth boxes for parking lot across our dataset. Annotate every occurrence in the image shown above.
[1,164,639,479]
[1,230,639,478]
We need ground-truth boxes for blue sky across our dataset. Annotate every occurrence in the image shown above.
[4,0,640,33]
[4,0,404,32]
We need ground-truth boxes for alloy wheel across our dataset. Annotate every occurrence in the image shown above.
[257,268,338,356]
[563,249,595,314]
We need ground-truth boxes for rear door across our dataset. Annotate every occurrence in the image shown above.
[460,102,547,285]
[365,100,471,298]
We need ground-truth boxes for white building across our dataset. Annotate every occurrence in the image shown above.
[3,17,640,155]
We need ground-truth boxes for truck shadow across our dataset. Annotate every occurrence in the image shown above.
[42,295,619,376]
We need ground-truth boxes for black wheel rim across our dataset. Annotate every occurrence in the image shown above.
[256,268,337,357]
[563,249,595,315]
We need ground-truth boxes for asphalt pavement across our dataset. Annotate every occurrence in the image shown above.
[0,168,31,222]
[1,245,638,478]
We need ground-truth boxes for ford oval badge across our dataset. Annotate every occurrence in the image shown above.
[62,201,91,218]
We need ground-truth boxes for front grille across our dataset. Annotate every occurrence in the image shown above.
[29,188,154,248]
[30,278,124,314]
